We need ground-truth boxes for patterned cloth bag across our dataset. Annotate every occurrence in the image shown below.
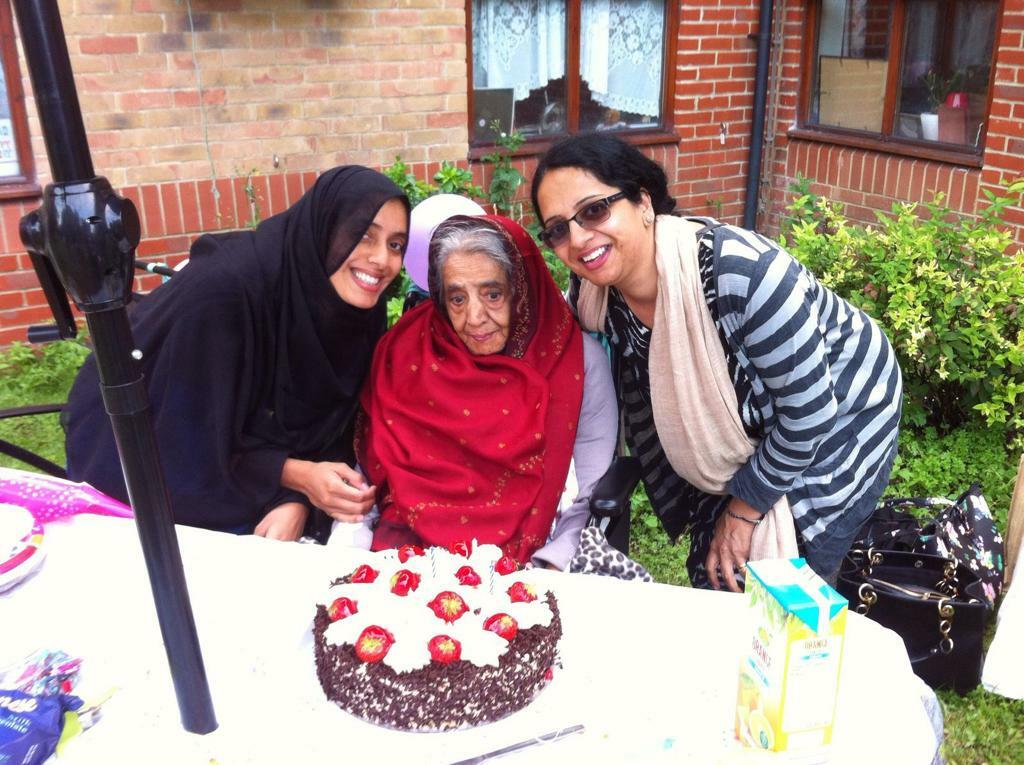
[923,485,1004,605]
[569,526,653,582]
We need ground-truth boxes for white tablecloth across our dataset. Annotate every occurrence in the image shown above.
[2,515,940,764]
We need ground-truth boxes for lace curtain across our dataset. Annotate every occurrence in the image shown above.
[472,0,566,101]
[580,0,664,117]
[472,0,664,118]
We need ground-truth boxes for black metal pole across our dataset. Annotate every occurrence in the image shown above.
[13,0,217,734]
[743,0,775,231]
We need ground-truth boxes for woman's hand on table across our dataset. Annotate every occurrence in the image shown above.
[254,501,309,541]
[281,458,376,522]
[705,497,759,593]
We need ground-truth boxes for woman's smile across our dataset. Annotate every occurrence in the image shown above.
[330,197,408,308]
[351,268,384,291]
[579,244,611,270]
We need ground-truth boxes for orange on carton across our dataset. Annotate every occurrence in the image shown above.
[735,558,847,761]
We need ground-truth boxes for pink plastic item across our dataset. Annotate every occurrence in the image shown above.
[0,467,133,524]
[945,91,968,109]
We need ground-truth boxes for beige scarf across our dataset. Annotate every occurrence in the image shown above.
[577,215,798,562]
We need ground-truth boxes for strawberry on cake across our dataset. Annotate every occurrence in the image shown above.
[312,541,562,731]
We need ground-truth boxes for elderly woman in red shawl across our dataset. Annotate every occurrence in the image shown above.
[351,215,617,569]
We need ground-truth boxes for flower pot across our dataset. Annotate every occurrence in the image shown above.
[920,112,939,141]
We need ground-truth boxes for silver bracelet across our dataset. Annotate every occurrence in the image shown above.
[726,509,763,526]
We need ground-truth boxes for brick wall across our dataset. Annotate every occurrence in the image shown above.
[672,1,760,221]
[27,0,469,188]
[980,0,1024,238]
[1,0,471,344]
[2,0,1023,346]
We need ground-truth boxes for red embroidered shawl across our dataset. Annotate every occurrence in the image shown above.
[357,215,584,563]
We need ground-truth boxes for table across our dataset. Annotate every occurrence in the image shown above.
[2,515,940,763]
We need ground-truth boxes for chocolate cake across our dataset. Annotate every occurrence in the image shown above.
[312,542,562,731]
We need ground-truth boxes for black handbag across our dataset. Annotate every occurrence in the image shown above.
[837,548,990,695]
[852,485,1005,607]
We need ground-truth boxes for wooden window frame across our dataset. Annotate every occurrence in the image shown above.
[793,0,1004,168]
[0,3,37,199]
[465,0,680,160]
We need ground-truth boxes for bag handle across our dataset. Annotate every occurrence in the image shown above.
[848,548,967,659]
[853,579,956,658]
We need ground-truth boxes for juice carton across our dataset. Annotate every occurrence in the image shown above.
[735,558,847,759]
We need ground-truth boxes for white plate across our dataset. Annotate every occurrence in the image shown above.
[0,503,46,593]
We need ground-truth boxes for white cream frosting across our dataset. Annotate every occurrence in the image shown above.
[318,542,554,673]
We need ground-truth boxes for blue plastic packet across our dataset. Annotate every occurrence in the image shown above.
[0,689,82,765]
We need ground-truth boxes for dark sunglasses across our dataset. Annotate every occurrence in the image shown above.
[538,191,628,249]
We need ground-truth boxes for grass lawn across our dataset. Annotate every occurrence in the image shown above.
[2,340,1023,763]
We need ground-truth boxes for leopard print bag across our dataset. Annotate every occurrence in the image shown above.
[569,526,653,582]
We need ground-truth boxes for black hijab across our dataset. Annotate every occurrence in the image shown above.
[251,166,410,453]
[64,166,409,530]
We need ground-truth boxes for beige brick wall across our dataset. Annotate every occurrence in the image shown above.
[20,0,470,189]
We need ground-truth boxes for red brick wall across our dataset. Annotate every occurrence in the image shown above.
[672,1,760,221]
[980,0,1024,238]
[2,0,1023,346]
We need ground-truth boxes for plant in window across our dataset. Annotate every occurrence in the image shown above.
[919,68,967,142]
[921,69,965,111]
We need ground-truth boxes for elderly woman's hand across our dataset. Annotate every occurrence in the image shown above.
[705,497,760,593]
[281,459,376,522]
[254,501,309,541]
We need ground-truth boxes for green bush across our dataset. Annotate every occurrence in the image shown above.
[0,340,90,472]
[479,125,526,218]
[382,157,435,207]
[783,178,1024,446]
[0,341,89,405]
[887,423,1020,530]
[432,161,483,199]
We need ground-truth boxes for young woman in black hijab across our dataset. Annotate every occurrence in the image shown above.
[63,166,410,541]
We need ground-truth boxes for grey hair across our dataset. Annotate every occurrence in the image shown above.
[427,216,515,305]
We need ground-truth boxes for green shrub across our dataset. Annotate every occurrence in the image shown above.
[783,179,1024,446]
[0,340,89,405]
[479,125,526,218]
[433,161,483,199]
[887,423,1020,530]
[0,340,90,472]
[382,157,435,207]
[628,484,692,587]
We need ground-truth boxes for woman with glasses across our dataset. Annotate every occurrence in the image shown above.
[531,133,902,590]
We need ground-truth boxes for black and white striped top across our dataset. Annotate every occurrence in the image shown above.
[571,220,903,574]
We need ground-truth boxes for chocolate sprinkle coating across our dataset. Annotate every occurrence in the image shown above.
[313,590,562,731]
